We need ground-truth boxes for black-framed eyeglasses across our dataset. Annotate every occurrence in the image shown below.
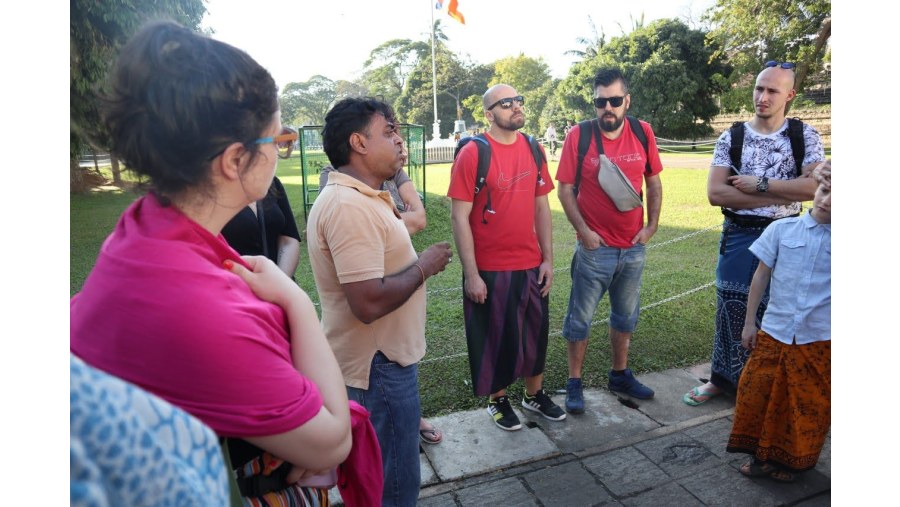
[764,60,796,70]
[487,95,525,111]
[593,96,625,109]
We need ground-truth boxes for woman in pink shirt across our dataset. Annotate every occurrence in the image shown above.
[70,21,354,504]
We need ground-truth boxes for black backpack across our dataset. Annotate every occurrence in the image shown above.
[573,116,650,196]
[729,118,805,176]
[453,132,546,223]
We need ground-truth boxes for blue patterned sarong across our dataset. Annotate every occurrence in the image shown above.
[710,218,770,392]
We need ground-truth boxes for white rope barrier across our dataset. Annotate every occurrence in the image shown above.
[310,224,720,307]
[657,145,715,153]
[654,137,718,145]
[420,280,716,365]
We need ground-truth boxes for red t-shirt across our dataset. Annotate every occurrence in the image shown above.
[71,194,323,438]
[555,120,663,248]
[447,133,554,271]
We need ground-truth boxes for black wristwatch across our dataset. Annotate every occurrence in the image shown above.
[756,176,769,193]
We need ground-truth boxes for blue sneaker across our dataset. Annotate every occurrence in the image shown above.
[608,368,654,399]
[565,378,585,414]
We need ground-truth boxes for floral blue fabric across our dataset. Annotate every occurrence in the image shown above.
[71,354,230,506]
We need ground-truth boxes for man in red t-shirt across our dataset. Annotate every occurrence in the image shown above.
[448,84,565,431]
[556,68,664,413]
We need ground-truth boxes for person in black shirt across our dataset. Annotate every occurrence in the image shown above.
[221,176,301,278]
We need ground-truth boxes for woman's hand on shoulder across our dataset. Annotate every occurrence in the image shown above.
[224,256,302,308]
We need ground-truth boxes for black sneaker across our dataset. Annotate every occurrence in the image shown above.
[521,389,567,421]
[487,395,522,431]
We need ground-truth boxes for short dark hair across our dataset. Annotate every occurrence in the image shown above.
[592,68,629,95]
[322,97,396,168]
[100,20,278,197]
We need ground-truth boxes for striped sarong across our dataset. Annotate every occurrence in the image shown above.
[727,331,831,472]
[463,268,549,397]
[237,451,331,507]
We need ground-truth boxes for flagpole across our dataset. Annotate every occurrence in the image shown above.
[430,1,440,140]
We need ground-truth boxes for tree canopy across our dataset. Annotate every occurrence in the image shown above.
[557,19,729,139]
[705,0,831,111]
[360,39,429,106]
[489,55,554,135]
[280,75,339,126]
[72,0,833,193]
[70,0,206,188]
[395,46,492,138]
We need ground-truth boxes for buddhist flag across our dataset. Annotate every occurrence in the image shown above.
[436,0,465,25]
[447,0,465,24]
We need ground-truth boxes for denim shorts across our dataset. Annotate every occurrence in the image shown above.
[562,241,646,339]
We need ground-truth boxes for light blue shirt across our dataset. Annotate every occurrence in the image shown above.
[749,212,831,344]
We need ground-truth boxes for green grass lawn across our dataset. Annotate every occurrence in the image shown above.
[71,155,729,418]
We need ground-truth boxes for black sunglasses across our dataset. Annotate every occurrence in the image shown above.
[764,60,796,70]
[593,96,625,108]
[487,95,525,111]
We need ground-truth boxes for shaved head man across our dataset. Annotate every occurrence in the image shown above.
[683,62,825,407]
[448,83,564,431]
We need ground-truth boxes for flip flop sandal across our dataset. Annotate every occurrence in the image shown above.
[419,426,442,445]
[740,460,776,478]
[682,386,718,406]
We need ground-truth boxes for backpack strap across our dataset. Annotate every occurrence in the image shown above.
[786,118,805,176]
[461,134,493,224]
[574,119,599,196]
[728,121,745,172]
[525,134,547,188]
[466,134,492,197]
[626,116,651,175]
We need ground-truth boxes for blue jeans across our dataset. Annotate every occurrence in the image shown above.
[346,352,421,507]
[562,242,646,340]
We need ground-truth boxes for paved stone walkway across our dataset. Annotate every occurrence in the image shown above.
[333,363,831,506]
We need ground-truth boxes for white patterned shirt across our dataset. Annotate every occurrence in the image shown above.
[712,120,825,218]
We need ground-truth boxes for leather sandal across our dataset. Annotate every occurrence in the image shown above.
[419,424,442,445]
[740,460,776,477]
[769,469,797,483]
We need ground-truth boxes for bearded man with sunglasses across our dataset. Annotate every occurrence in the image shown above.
[449,84,564,431]
[556,68,664,414]
[682,61,825,407]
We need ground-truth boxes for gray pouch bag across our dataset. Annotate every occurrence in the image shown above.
[597,154,642,211]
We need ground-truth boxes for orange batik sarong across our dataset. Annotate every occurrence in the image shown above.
[727,331,831,472]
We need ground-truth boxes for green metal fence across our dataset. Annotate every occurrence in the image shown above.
[298,123,426,220]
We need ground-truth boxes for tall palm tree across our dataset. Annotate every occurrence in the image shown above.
[616,12,645,36]
[565,15,606,60]
[424,19,449,46]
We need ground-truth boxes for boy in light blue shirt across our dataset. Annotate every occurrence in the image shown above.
[726,161,831,484]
